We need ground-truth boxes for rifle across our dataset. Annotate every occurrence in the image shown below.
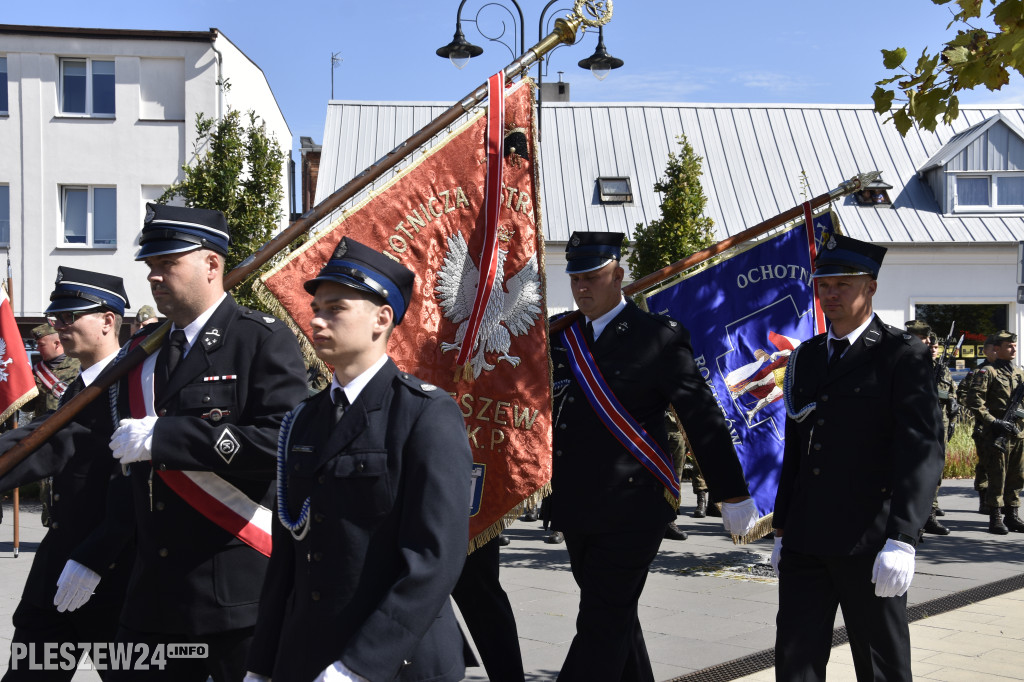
[0,3,612,479]
[993,381,1024,454]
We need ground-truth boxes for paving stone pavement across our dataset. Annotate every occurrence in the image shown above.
[2,479,1023,681]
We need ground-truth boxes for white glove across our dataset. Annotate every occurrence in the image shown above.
[315,660,370,682]
[771,536,783,578]
[54,559,101,613]
[110,417,157,464]
[871,538,916,598]
[242,674,271,682]
[721,497,758,536]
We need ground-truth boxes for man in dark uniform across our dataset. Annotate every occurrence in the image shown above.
[549,232,757,682]
[963,330,1024,534]
[905,320,954,535]
[25,323,81,528]
[105,204,308,681]
[772,234,944,681]
[959,336,998,513]
[245,237,472,682]
[0,268,134,680]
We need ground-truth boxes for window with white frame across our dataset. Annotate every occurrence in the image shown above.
[61,186,116,246]
[0,57,8,115]
[0,185,9,246]
[60,58,114,116]
[954,173,1024,212]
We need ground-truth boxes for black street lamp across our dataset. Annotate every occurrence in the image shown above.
[435,0,622,87]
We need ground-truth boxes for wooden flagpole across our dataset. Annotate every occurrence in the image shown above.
[550,172,879,335]
[0,3,614,479]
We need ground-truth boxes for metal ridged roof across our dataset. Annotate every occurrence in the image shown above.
[316,100,1024,244]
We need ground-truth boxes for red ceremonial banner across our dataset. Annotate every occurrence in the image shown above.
[0,286,38,423]
[257,79,552,548]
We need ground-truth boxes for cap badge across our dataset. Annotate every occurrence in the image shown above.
[570,235,581,247]
[826,235,838,250]
[145,205,156,224]
[335,240,348,257]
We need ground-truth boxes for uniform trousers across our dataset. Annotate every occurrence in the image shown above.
[776,547,911,682]
[451,536,525,682]
[973,435,988,492]
[3,599,121,682]
[103,624,253,682]
[558,524,664,682]
[981,437,1024,509]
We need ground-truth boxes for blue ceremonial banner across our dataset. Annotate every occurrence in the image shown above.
[645,210,838,535]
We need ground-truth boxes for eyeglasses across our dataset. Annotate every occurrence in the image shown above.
[46,310,98,327]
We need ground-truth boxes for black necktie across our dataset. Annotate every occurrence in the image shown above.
[156,330,187,401]
[584,320,595,346]
[829,338,850,368]
[332,388,349,423]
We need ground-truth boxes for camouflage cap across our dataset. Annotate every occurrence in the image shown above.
[31,323,57,339]
[905,319,931,337]
[993,330,1017,344]
[135,305,156,323]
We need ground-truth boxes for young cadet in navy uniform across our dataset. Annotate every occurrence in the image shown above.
[0,269,133,681]
[105,204,308,681]
[772,234,944,682]
[245,238,472,682]
[549,232,757,682]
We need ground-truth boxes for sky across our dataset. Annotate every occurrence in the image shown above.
[6,0,1024,179]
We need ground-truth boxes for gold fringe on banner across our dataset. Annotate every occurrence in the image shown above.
[734,511,775,545]
[468,481,552,554]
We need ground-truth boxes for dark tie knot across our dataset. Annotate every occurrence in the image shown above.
[332,388,349,423]
[829,338,850,367]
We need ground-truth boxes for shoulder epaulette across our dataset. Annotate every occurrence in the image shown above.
[240,309,281,327]
[397,372,445,398]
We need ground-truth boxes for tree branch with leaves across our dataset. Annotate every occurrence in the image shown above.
[873,0,1024,136]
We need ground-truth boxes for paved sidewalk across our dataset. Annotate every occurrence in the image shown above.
[2,479,1023,681]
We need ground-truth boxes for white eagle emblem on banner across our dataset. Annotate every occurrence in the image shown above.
[0,339,11,382]
[435,228,542,378]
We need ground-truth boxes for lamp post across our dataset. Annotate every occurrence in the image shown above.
[436,0,623,133]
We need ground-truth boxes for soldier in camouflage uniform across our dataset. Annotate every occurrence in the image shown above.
[25,324,80,527]
[906,321,955,535]
[958,336,997,512]
[665,410,710,519]
[964,330,1024,535]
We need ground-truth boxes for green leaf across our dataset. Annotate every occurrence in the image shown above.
[943,45,970,65]
[882,47,908,69]
[872,86,896,114]
[892,108,914,136]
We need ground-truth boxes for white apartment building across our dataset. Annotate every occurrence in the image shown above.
[0,24,291,327]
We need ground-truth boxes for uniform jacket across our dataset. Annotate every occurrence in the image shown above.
[248,359,472,682]
[0,379,133,611]
[774,316,945,556]
[112,295,307,635]
[964,359,1024,441]
[549,302,750,533]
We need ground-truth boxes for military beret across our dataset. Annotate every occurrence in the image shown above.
[905,319,931,337]
[135,305,156,323]
[993,330,1017,344]
[31,323,56,339]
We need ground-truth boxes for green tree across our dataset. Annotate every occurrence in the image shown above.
[873,0,1024,136]
[627,134,715,279]
[159,108,286,310]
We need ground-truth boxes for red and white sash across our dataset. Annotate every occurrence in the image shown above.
[125,337,272,556]
[561,322,681,503]
[34,361,69,399]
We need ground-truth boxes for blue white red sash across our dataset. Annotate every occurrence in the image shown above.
[561,321,680,502]
[123,335,273,556]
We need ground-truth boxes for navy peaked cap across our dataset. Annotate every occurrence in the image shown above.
[304,237,415,324]
[46,266,129,316]
[137,203,231,260]
[565,231,624,274]
[812,233,886,279]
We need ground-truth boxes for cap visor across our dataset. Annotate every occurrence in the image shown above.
[45,300,103,314]
[136,240,203,260]
[565,257,615,275]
